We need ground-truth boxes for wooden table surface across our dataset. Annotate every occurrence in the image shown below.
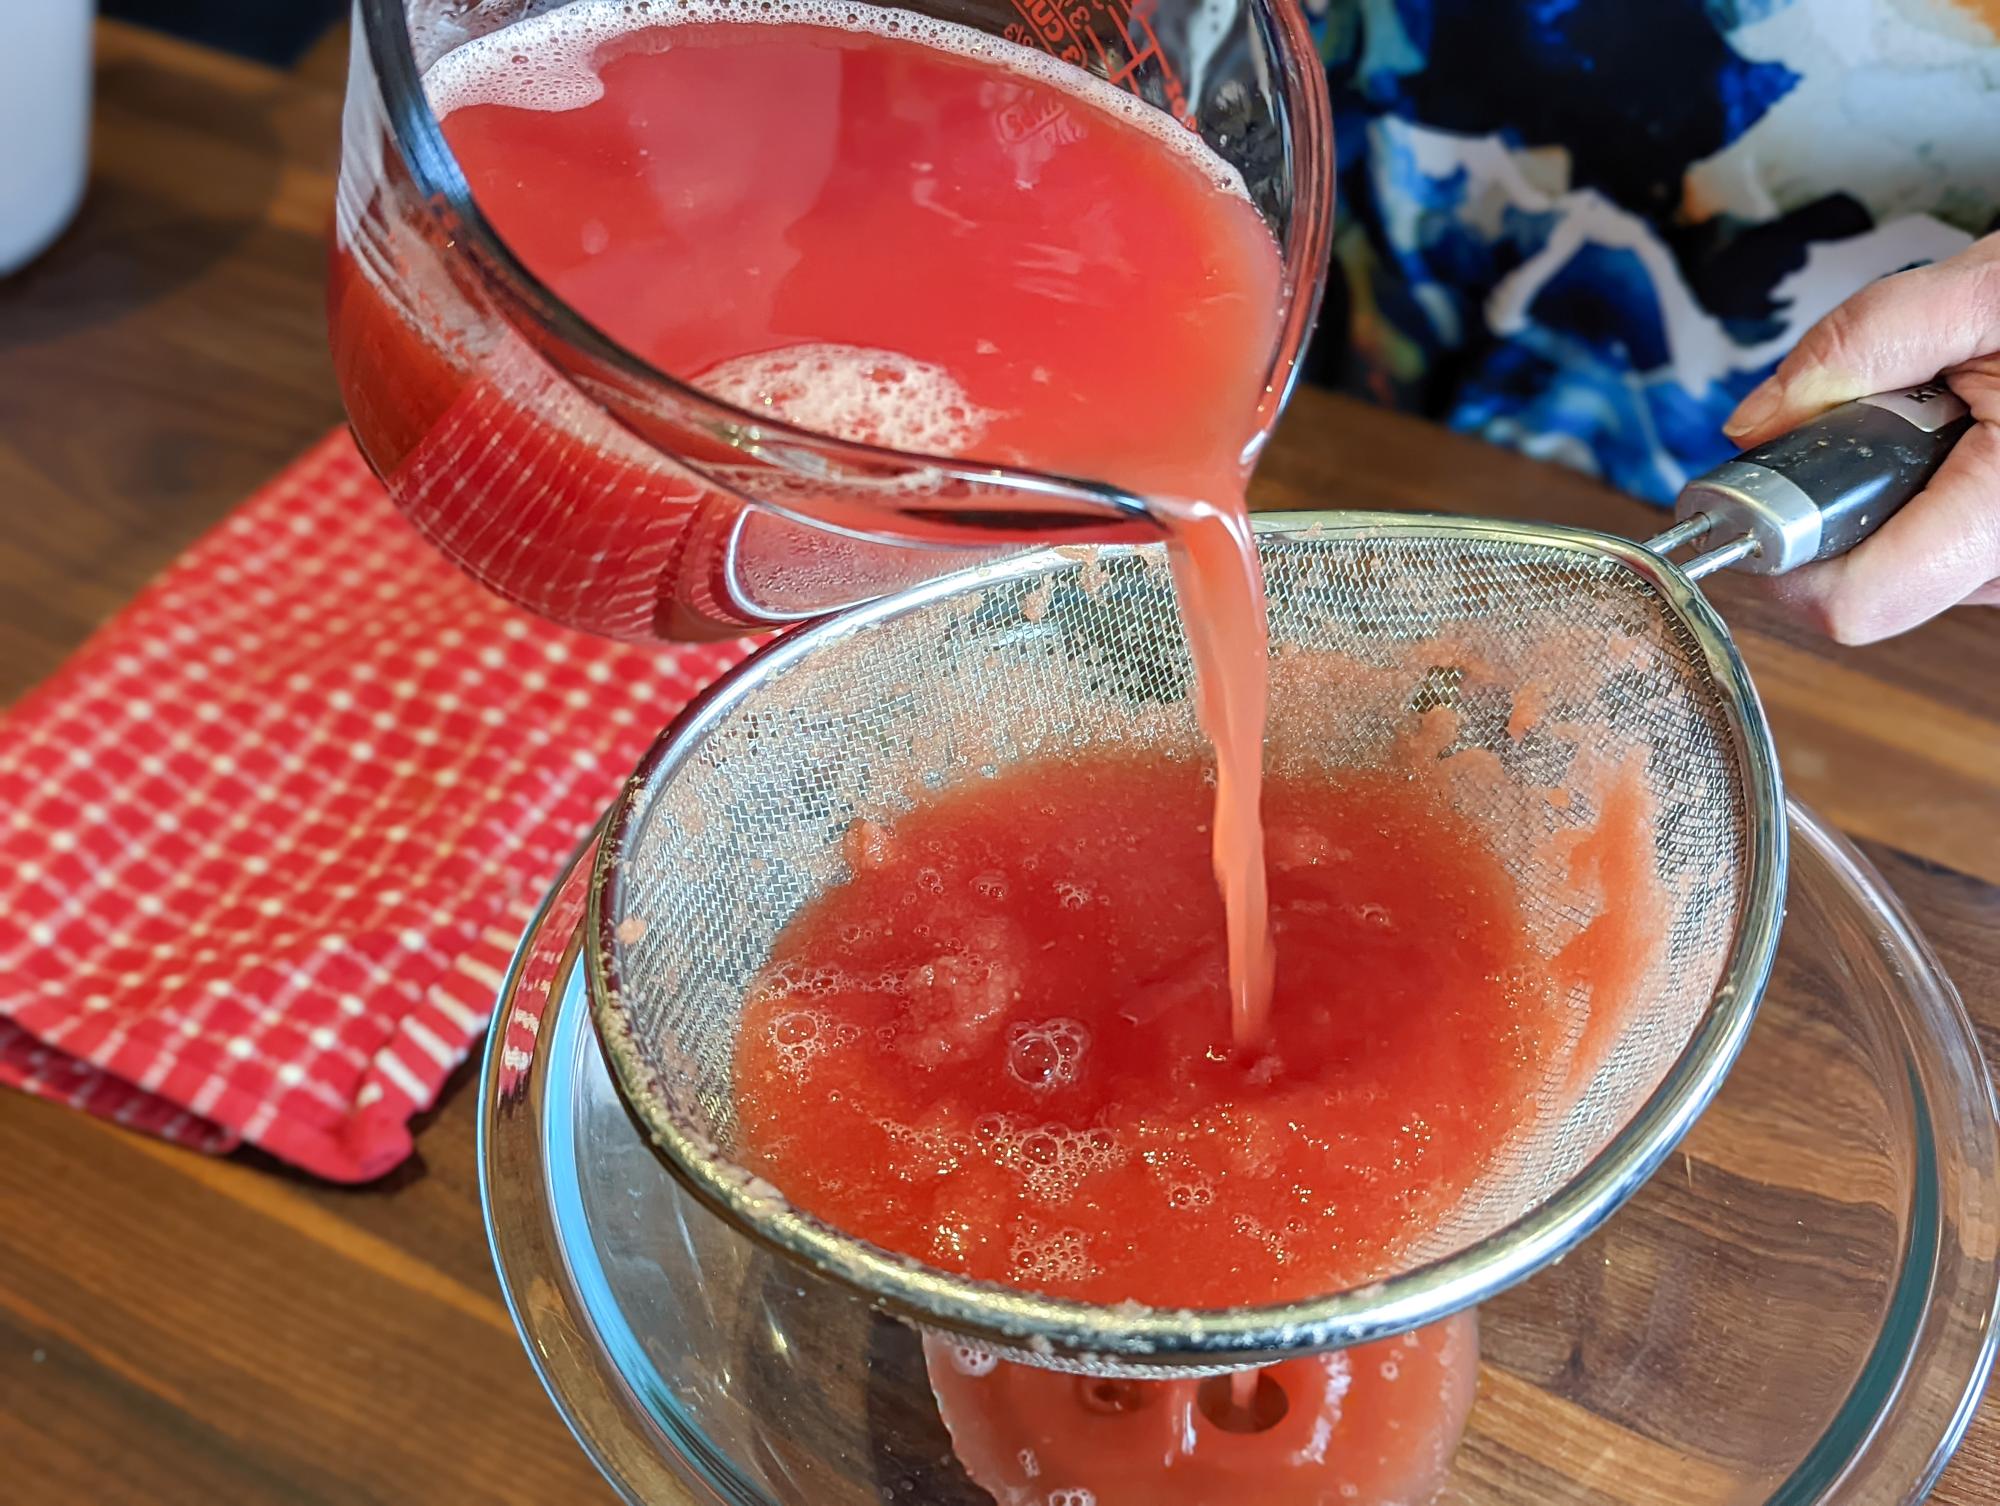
[2,21,1995,1506]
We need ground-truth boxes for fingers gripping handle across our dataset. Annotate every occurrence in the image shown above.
[1665,382,1975,578]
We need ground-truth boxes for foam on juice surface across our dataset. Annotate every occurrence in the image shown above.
[421,0,1254,197]
[734,752,1566,1310]
[696,344,994,453]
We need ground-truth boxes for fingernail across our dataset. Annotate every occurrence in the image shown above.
[1723,380,1782,440]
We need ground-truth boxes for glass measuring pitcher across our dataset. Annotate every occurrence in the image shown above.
[329,0,1332,640]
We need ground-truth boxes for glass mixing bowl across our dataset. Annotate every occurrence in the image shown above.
[480,802,1999,1505]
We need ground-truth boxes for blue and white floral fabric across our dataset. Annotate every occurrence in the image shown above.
[1308,0,2000,502]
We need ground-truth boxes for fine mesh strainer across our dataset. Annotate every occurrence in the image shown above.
[584,382,1974,1373]
[586,509,1787,1375]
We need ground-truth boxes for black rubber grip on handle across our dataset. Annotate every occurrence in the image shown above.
[1734,394,1973,561]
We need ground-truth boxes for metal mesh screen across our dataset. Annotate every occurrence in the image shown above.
[594,518,1763,1357]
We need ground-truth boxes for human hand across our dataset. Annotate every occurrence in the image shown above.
[1723,231,2000,644]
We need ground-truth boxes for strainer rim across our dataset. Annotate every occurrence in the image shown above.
[588,510,1787,1365]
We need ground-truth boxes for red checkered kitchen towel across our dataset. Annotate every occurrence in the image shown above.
[0,433,749,1180]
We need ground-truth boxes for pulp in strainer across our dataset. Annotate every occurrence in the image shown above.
[730,684,1666,1310]
[599,527,1762,1367]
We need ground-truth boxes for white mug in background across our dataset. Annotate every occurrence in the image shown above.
[0,1,94,276]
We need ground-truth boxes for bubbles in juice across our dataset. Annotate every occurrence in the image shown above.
[694,344,995,456]
[923,1311,1480,1506]
[734,752,1561,1309]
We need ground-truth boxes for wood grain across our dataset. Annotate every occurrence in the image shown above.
[0,22,345,703]
[1,20,1995,1506]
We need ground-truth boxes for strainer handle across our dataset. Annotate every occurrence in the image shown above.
[1659,382,1975,578]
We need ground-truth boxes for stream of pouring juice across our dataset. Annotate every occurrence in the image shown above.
[392,0,1281,1040]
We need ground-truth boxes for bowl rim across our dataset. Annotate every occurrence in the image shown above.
[477,803,1999,1505]
[583,512,1790,1366]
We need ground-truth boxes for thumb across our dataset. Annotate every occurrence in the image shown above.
[1724,232,2000,447]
